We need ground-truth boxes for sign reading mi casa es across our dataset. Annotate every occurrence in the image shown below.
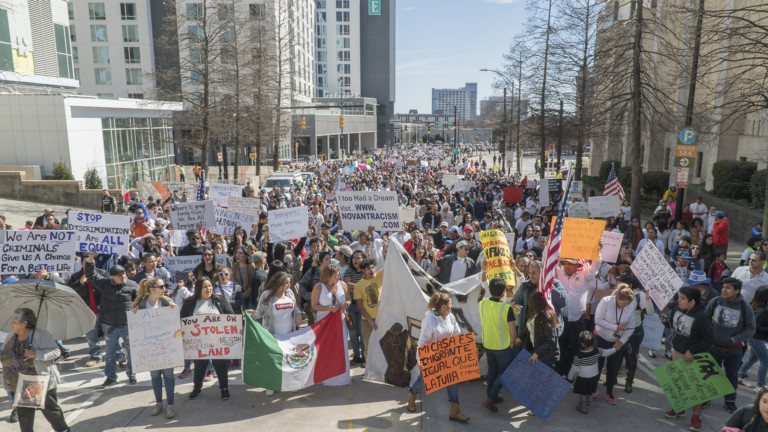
[674,127,697,168]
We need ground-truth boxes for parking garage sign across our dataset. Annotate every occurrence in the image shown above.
[674,126,697,168]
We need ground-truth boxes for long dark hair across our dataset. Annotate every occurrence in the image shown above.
[262,272,291,305]
[191,276,215,301]
[751,286,768,310]
[528,292,559,335]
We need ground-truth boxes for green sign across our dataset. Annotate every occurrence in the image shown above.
[435,121,453,126]
[654,353,734,412]
[368,0,381,15]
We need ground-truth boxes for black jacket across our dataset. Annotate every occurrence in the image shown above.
[435,254,480,285]
[85,261,138,327]
[754,305,768,341]
[180,294,234,318]
[670,304,713,355]
[178,243,205,256]
[67,267,109,310]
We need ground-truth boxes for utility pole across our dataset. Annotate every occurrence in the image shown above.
[502,87,508,173]
[516,67,522,174]
[556,99,563,171]
[539,0,553,179]
[454,106,459,161]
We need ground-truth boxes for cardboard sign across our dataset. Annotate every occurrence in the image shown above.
[588,196,620,218]
[170,201,216,230]
[164,254,227,278]
[654,353,735,412]
[208,183,244,208]
[641,314,665,351]
[570,180,583,194]
[631,243,683,310]
[451,181,476,192]
[268,206,308,241]
[559,218,605,261]
[503,188,523,203]
[181,314,244,360]
[442,174,462,186]
[480,230,516,286]
[499,349,571,421]
[599,231,625,263]
[68,211,131,256]
[336,191,402,231]
[1,230,77,274]
[211,207,255,236]
[568,202,589,219]
[400,207,417,224]
[227,197,261,216]
[127,307,184,374]
[417,333,480,395]
[169,230,189,247]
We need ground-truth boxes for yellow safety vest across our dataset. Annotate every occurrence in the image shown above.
[479,299,511,350]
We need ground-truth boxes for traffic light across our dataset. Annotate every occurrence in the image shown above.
[427,125,431,134]
[339,115,344,129]
[301,116,306,130]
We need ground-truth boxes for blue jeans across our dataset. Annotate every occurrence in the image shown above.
[85,316,102,361]
[150,368,175,405]
[739,339,768,387]
[348,303,365,359]
[710,346,742,403]
[486,347,515,399]
[410,372,458,403]
[101,323,133,381]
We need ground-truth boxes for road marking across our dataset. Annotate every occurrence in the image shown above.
[55,391,103,432]
[638,354,658,382]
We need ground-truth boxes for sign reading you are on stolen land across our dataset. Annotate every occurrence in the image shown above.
[181,314,243,360]
[170,201,216,230]
[268,206,308,242]
[631,242,684,310]
[1,230,77,274]
[68,211,130,255]
[336,191,402,231]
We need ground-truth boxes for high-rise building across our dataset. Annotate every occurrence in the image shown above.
[432,83,477,121]
[314,0,360,97]
[359,0,395,148]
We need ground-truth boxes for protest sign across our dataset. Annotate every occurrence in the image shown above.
[539,181,549,205]
[442,174,462,187]
[268,206,308,241]
[400,207,417,224]
[559,218,605,261]
[127,307,184,374]
[588,196,620,218]
[211,207,255,236]
[499,349,571,421]
[641,314,665,351]
[227,197,261,216]
[451,181,476,193]
[181,314,243,360]
[164,254,227,279]
[568,202,589,219]
[68,212,130,256]
[503,188,523,203]
[1,230,77,274]
[631,243,683,310]
[570,180,583,194]
[417,333,480,395]
[208,183,244,208]
[480,230,516,286]
[654,353,735,412]
[599,231,625,263]
[169,230,189,247]
[336,191,402,231]
[169,201,216,230]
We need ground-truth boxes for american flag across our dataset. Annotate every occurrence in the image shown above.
[538,168,576,306]
[603,163,625,201]
[196,169,206,201]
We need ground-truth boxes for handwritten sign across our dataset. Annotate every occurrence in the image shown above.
[631,242,683,310]
[68,211,130,255]
[208,183,244,208]
[400,207,417,224]
[127,307,184,373]
[588,196,620,218]
[164,254,227,278]
[568,202,589,219]
[503,188,523,203]
[599,231,624,263]
[227,197,261,215]
[170,200,216,230]
[559,218,605,261]
[336,191,402,231]
[499,349,571,421]
[417,333,480,395]
[169,230,189,247]
[268,206,308,241]
[480,230,516,286]
[1,230,77,274]
[181,314,243,360]
[570,180,583,194]
[641,314,665,351]
[211,207,255,236]
[654,353,735,412]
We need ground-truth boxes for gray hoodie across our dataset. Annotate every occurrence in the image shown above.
[704,293,756,347]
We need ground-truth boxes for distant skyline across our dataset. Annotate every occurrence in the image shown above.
[395,0,527,115]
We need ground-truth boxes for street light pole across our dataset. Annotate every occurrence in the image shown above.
[481,68,518,174]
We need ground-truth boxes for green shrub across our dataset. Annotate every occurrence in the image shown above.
[641,171,669,198]
[752,169,767,209]
[618,166,632,189]
[83,168,103,189]
[52,161,74,180]
[712,160,757,200]
[599,160,621,181]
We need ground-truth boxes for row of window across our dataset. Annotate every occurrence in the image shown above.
[75,46,141,65]
[88,67,143,85]
[71,24,139,44]
[74,2,137,21]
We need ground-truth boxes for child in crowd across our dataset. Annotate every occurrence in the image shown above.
[568,331,616,414]
[707,252,729,282]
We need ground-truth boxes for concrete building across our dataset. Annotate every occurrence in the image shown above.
[292,96,378,159]
[432,83,477,121]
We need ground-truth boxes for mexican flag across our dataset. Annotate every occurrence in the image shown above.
[243,310,346,391]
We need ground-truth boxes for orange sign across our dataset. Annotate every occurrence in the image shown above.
[675,145,697,158]
[418,333,480,395]
[560,217,606,261]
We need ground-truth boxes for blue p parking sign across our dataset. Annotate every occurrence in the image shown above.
[678,127,697,145]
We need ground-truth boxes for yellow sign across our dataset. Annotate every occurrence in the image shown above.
[480,229,516,287]
[249,153,256,160]
[560,217,606,261]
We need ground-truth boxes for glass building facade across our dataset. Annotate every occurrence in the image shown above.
[102,117,175,189]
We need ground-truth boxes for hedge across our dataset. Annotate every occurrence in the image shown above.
[712,160,757,200]
[641,171,669,198]
[618,166,632,189]
[599,160,621,181]
[752,169,767,209]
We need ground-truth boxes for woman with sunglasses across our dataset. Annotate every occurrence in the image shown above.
[194,248,221,281]
[214,266,243,314]
[231,246,256,305]
[132,277,177,418]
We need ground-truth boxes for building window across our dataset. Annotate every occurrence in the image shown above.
[317,11,326,23]
[54,24,74,79]
[317,76,327,87]
[126,68,142,85]
[316,38,326,48]
[91,25,108,42]
[0,9,12,72]
[68,2,75,20]
[188,25,203,41]
[316,25,326,35]
[249,4,266,19]
[337,50,349,61]
[74,68,80,80]
[186,3,203,20]
[336,11,349,22]
[316,64,326,75]
[89,2,106,20]
[336,0,350,8]
[337,64,350,74]
[120,3,137,20]
[70,24,77,42]
[336,24,349,35]
[128,93,144,99]
[339,76,350,87]
[92,46,110,64]
[97,93,114,98]
[95,67,112,85]
[122,25,139,42]
[336,38,350,48]
[72,47,79,64]
[316,51,326,61]
[218,4,233,21]
[124,47,140,64]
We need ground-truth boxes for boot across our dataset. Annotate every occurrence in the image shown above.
[407,391,417,413]
[482,396,498,412]
[577,395,589,414]
[449,402,470,423]
[625,355,637,393]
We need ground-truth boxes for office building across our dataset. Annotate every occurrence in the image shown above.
[359,0,395,148]
[315,0,361,97]
[432,83,477,121]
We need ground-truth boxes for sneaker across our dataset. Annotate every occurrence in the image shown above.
[100,378,117,388]
[664,351,673,360]
[189,389,201,399]
[689,415,702,431]
[166,405,175,419]
[647,349,657,358]
[85,359,102,367]
[266,389,275,397]
[178,369,192,379]
[588,393,596,402]
[221,389,230,400]
[350,356,362,366]
[129,375,137,385]
[150,403,163,416]
[606,394,617,405]
[739,378,755,388]
[665,409,686,418]
[725,402,737,413]
[204,371,215,382]
[9,410,18,423]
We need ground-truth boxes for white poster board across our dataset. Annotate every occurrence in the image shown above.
[181,314,243,360]
[1,230,77,274]
[227,197,261,216]
[268,206,309,241]
[451,181,476,193]
[400,207,417,224]
[442,174,462,187]
[127,307,184,374]
[208,183,244,208]
[68,212,131,255]
[169,230,189,247]
[170,201,216,230]
[631,242,683,310]
[588,196,620,218]
[211,207,255,236]
[164,254,228,278]
[568,202,589,219]
[599,231,625,263]
[336,191,402,231]
[641,314,666,351]
[569,180,583,194]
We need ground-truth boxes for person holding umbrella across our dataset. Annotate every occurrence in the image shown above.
[1,308,70,432]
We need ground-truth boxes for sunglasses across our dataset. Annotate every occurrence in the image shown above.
[150,285,165,290]
[203,253,213,257]
[218,272,230,277]
[750,258,763,262]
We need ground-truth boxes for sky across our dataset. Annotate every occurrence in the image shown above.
[395,0,528,114]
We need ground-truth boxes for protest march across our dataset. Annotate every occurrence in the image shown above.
[0,144,764,432]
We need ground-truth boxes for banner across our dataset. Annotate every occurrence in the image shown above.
[169,201,216,230]
[127,307,184,374]
[208,183,244,208]
[336,191,402,231]
[641,314,665,351]
[181,314,243,360]
[568,202,589,219]
[631,242,683,310]
[559,218,605,261]
[480,229,516,286]
[164,254,227,278]
[268,206,308,241]
[227,197,261,216]
[588,196,620,218]
[1,230,77,274]
[599,231,625,263]
[211,207,255,236]
[499,349,571,421]
[68,211,131,255]
[503,188,523,203]
[654,353,735,412]
[418,333,481,395]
